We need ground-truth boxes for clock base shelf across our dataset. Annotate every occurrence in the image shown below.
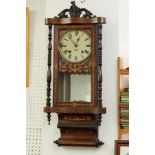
[54,138,104,147]
[53,113,104,147]
[44,106,106,114]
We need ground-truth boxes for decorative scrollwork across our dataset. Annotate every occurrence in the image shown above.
[56,1,96,18]
[59,61,91,74]
[54,140,61,146]
[98,114,102,126]
[96,140,104,147]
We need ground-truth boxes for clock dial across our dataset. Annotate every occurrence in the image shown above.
[59,30,91,63]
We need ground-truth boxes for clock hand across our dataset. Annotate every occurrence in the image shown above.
[77,37,80,43]
[75,37,80,47]
[75,33,84,47]
[69,37,76,47]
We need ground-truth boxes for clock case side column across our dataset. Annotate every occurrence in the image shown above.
[95,24,104,126]
[46,24,53,125]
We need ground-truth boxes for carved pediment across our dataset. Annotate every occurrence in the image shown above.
[56,1,96,18]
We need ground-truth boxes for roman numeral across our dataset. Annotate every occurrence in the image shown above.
[59,43,67,48]
[85,38,89,41]
[86,45,91,47]
[64,38,68,41]
[81,33,84,37]
[84,50,89,54]
[75,31,79,36]
[68,33,72,38]
[64,50,68,54]
[75,56,77,61]
[68,54,72,59]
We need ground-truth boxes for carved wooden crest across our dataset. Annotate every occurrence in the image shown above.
[56,1,96,18]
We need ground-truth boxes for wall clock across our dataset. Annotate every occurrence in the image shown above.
[44,1,106,147]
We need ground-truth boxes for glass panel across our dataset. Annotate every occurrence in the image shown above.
[70,74,91,102]
[58,72,71,102]
[58,73,91,102]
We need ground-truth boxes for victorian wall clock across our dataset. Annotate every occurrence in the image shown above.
[44,1,106,147]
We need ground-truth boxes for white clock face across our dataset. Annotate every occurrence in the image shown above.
[59,30,91,63]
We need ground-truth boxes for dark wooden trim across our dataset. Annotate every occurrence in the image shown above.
[97,24,103,107]
[46,24,52,125]
[44,107,106,114]
[54,138,104,147]
[45,17,106,25]
[96,24,103,126]
[115,140,129,155]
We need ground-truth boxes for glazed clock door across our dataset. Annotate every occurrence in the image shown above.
[53,25,96,106]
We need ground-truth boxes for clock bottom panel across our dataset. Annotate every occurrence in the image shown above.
[53,114,104,147]
[54,128,103,147]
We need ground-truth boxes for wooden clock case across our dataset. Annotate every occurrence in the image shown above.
[44,1,106,147]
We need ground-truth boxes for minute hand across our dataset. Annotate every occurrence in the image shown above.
[75,33,84,46]
[75,37,80,47]
[69,37,76,46]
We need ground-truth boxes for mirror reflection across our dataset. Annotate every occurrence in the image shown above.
[58,73,91,102]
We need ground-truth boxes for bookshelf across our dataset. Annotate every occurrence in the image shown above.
[117,57,129,140]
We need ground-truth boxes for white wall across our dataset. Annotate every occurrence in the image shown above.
[119,0,129,89]
[119,0,129,67]
[26,0,47,155]
[42,0,119,155]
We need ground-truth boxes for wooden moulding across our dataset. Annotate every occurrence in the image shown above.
[44,107,106,114]
[115,140,129,155]
[45,17,106,25]
[54,138,102,147]
[120,68,129,75]
[120,128,129,134]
